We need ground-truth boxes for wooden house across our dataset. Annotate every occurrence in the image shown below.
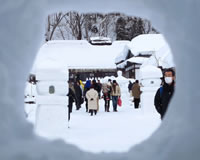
[115,34,175,79]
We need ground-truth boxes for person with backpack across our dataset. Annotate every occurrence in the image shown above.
[154,68,175,119]
[131,80,141,109]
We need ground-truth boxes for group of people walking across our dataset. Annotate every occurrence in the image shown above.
[68,68,175,119]
[68,79,121,116]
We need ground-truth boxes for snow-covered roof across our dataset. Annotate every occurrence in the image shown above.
[128,34,169,56]
[116,57,148,69]
[127,57,149,64]
[115,34,175,69]
[141,45,175,68]
[115,44,130,64]
[32,40,127,72]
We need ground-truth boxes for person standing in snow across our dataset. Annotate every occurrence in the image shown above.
[67,81,76,114]
[86,85,99,116]
[83,80,91,112]
[131,80,142,109]
[74,81,82,110]
[97,80,102,98]
[111,80,121,112]
[79,80,84,94]
[92,79,100,92]
[128,81,133,93]
[154,68,175,119]
[102,79,112,112]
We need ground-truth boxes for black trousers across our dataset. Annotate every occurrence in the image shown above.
[134,98,140,108]
[89,109,97,116]
[85,98,88,112]
[68,102,73,121]
[103,93,110,112]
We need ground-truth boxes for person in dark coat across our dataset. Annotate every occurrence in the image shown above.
[128,81,133,93]
[74,81,82,110]
[92,79,100,92]
[83,80,91,112]
[154,68,175,119]
[67,81,76,114]
[97,80,102,98]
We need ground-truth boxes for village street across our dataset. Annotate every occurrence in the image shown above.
[26,79,161,153]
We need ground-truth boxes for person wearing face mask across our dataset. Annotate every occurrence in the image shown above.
[154,68,175,119]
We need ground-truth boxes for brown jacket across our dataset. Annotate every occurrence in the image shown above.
[132,83,141,99]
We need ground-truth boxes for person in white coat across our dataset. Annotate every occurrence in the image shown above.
[86,85,99,116]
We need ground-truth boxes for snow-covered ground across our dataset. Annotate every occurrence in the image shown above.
[26,79,161,153]
[24,37,162,153]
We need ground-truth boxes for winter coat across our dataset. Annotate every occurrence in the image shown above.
[111,85,121,96]
[74,83,82,105]
[128,82,133,91]
[67,88,76,104]
[102,83,111,94]
[86,88,99,110]
[132,83,141,99]
[154,82,175,119]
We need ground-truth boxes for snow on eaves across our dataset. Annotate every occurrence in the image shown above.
[115,44,130,64]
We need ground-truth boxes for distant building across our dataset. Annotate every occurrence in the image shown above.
[115,34,175,79]
[33,40,129,82]
[69,68,117,81]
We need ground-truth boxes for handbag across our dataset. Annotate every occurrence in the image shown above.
[117,97,122,107]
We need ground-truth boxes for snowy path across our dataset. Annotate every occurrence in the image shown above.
[33,93,161,153]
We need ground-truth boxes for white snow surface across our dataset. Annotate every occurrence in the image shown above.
[1,1,200,160]
[32,77,161,153]
[128,34,168,56]
[32,40,127,72]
